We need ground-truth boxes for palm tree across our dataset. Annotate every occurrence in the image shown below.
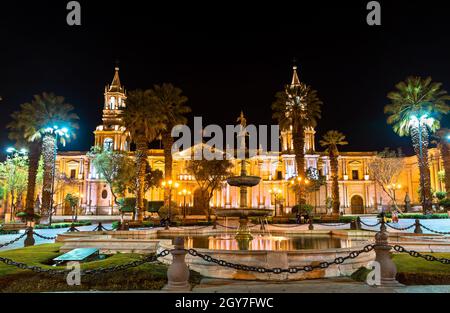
[385,76,450,212]
[148,83,190,180]
[121,89,163,221]
[320,130,348,214]
[272,81,322,204]
[434,128,450,196]
[7,109,42,221]
[9,93,79,223]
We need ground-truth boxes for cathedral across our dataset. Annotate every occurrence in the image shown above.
[51,66,446,217]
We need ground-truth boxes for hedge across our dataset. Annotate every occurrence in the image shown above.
[35,221,92,229]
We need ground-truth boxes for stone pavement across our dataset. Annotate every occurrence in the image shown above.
[191,277,450,293]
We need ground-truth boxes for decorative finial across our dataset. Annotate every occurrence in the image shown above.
[237,111,247,127]
[115,59,120,71]
[292,57,297,70]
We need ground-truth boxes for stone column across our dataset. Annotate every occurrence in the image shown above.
[163,237,191,291]
[374,219,402,286]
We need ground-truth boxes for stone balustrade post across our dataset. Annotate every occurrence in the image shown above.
[308,217,314,230]
[414,219,422,234]
[164,237,191,291]
[374,219,402,286]
[24,227,35,247]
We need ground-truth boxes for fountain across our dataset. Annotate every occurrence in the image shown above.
[215,112,272,249]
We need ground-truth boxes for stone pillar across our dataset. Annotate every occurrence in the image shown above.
[414,219,423,234]
[163,237,191,291]
[374,219,402,286]
[24,227,35,247]
[308,217,314,230]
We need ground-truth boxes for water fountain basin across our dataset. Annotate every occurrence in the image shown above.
[226,176,261,187]
[215,208,273,218]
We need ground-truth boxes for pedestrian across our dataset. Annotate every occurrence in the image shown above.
[392,210,399,223]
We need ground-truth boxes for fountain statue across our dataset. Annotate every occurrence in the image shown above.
[215,112,273,249]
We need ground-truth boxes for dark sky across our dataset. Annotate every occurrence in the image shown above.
[1,0,450,158]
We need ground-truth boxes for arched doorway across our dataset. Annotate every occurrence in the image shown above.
[350,195,364,214]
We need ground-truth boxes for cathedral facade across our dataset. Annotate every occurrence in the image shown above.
[51,66,446,216]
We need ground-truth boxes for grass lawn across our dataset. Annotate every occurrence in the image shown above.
[352,253,450,285]
[393,253,450,285]
[0,243,201,292]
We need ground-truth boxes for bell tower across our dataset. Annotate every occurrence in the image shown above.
[93,66,130,151]
[280,65,316,154]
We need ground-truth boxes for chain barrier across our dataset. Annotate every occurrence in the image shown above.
[359,219,381,228]
[215,223,238,229]
[315,222,350,227]
[268,223,303,228]
[385,223,415,231]
[31,230,57,240]
[0,232,28,248]
[393,245,450,264]
[418,224,450,235]
[0,249,171,276]
[186,244,374,273]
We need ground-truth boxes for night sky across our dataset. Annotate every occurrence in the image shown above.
[1,0,450,158]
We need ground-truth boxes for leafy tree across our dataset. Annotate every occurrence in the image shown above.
[88,146,134,206]
[368,149,404,211]
[186,158,233,220]
[385,76,450,212]
[0,152,28,220]
[319,130,348,214]
[272,77,322,204]
[120,89,164,221]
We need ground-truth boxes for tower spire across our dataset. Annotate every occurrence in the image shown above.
[109,65,123,92]
[291,64,300,87]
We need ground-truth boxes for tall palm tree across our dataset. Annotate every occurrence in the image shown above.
[434,128,450,196]
[7,109,42,221]
[148,83,190,180]
[272,81,322,204]
[121,89,163,221]
[385,76,450,212]
[320,130,348,214]
[9,93,79,223]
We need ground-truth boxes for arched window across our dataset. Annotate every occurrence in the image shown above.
[109,96,116,109]
[104,138,113,151]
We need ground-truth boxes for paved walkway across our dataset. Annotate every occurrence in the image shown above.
[191,277,450,293]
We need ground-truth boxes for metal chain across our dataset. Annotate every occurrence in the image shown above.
[0,249,171,276]
[269,223,303,228]
[32,230,57,240]
[215,223,238,229]
[187,244,374,273]
[419,224,450,235]
[0,232,28,248]
[315,223,350,227]
[360,220,381,227]
[386,223,415,231]
[393,245,450,264]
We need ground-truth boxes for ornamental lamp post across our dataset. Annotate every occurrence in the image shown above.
[178,189,191,219]
[388,183,401,202]
[269,187,282,216]
[161,180,179,227]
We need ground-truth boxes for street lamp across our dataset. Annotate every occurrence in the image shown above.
[161,179,179,227]
[388,183,402,202]
[178,188,192,219]
[269,187,282,216]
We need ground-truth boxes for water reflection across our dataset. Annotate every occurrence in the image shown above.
[158,234,360,251]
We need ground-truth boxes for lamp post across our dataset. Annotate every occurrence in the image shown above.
[178,189,191,219]
[45,125,70,225]
[161,180,179,227]
[388,183,401,202]
[290,176,310,206]
[269,187,282,216]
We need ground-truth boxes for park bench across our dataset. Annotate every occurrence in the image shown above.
[53,248,100,265]
[0,223,27,231]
